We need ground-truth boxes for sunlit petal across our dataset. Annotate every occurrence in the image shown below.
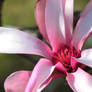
[0,27,51,58]
[45,0,66,51]
[67,68,92,92]
[64,0,73,43]
[73,49,92,68]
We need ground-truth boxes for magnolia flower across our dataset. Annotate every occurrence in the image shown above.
[1,0,92,92]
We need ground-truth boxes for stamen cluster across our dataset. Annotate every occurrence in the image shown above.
[53,45,81,73]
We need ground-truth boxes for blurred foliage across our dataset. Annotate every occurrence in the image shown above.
[0,0,91,92]
[74,0,89,11]
[3,0,36,27]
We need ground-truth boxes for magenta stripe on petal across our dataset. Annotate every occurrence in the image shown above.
[4,71,31,92]
[67,68,92,92]
[25,58,55,92]
[35,0,49,42]
[0,27,51,58]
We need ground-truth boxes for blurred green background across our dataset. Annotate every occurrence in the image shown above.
[0,0,91,92]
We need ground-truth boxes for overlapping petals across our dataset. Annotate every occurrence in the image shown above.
[4,59,64,92]
[67,68,92,92]
[36,0,73,51]
[25,58,55,92]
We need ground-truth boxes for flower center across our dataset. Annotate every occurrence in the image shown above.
[52,45,81,73]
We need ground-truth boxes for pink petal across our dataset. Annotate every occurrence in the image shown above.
[73,49,92,68]
[25,58,55,92]
[35,0,73,51]
[81,0,92,17]
[0,27,51,58]
[67,68,92,92]
[72,4,92,50]
[55,62,66,74]
[71,57,79,71]
[64,0,73,43]
[4,71,31,92]
[45,0,72,51]
[38,68,65,92]
[35,0,49,42]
